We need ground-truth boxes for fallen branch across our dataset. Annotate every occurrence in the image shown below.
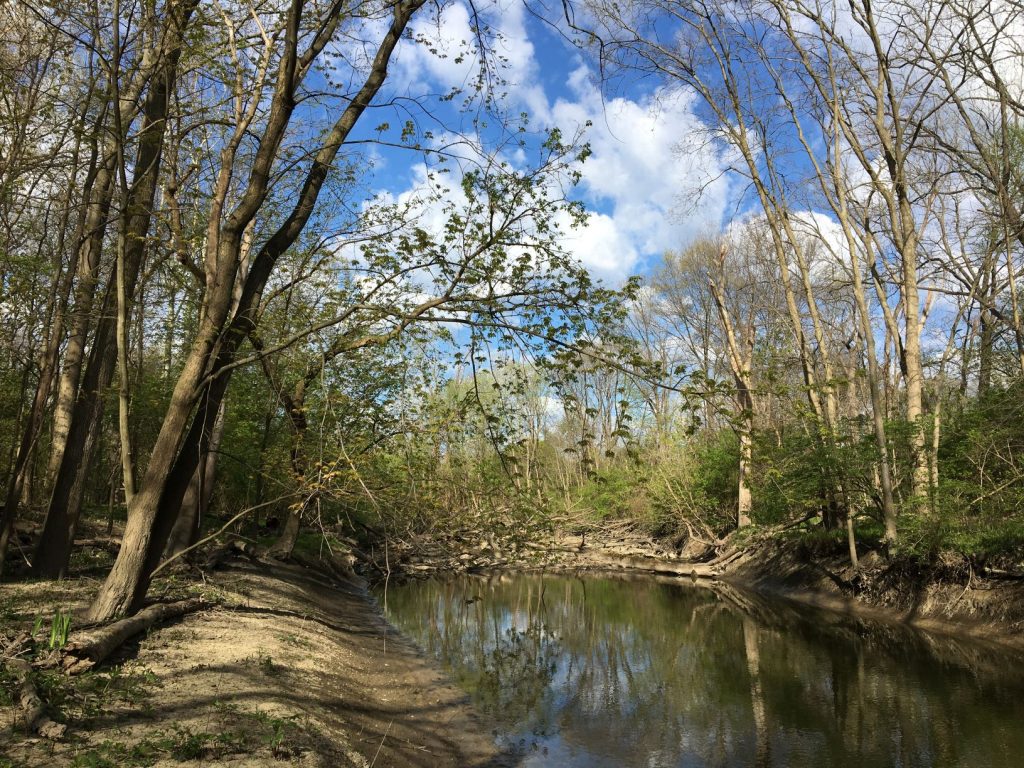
[981,567,1024,581]
[773,512,818,533]
[2,630,32,658]
[74,537,123,552]
[62,597,208,674]
[7,657,66,739]
[202,538,262,571]
[582,550,723,578]
[152,493,297,577]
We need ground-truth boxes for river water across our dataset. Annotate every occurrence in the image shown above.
[376,572,1024,767]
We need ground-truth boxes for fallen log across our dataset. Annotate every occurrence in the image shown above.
[74,537,123,552]
[981,567,1024,581]
[62,597,208,674]
[201,538,262,571]
[7,657,66,739]
[581,551,723,578]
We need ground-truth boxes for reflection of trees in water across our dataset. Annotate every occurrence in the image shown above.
[381,574,1024,767]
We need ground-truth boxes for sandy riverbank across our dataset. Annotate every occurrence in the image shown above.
[2,557,511,767]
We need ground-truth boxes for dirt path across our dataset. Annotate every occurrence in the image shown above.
[2,559,512,767]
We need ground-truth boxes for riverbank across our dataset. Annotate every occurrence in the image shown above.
[724,538,1024,651]
[1,556,510,767]
[372,526,1024,651]
[5,528,1022,767]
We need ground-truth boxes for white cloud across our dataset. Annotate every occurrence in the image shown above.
[557,209,641,279]
[396,3,479,92]
[365,2,731,284]
[549,77,731,278]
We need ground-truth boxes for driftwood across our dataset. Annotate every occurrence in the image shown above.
[201,538,262,571]
[7,657,66,739]
[353,523,768,583]
[981,567,1024,581]
[62,597,207,674]
[580,550,724,578]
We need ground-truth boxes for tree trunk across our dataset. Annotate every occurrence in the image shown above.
[89,350,231,619]
[86,0,424,621]
[164,400,226,559]
[0,90,91,571]
[0,237,76,574]
[900,223,930,504]
[737,425,753,528]
[269,506,303,559]
[33,294,117,578]
[116,212,137,505]
[268,382,309,559]
[743,617,769,767]
[977,255,996,396]
[46,156,116,486]
[33,0,198,577]
[837,209,898,547]
[709,268,755,529]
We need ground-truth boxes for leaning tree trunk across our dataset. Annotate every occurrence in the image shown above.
[88,339,232,620]
[87,0,425,621]
[45,156,115,487]
[33,291,116,578]
[32,0,198,577]
[164,400,226,559]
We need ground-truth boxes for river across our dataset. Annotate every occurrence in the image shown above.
[377,572,1024,767]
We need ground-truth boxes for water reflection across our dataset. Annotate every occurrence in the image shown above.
[378,573,1024,767]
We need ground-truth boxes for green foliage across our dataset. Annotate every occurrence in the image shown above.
[577,465,651,523]
[905,384,1024,563]
[645,433,739,535]
[748,427,860,527]
[258,652,277,676]
[44,609,72,650]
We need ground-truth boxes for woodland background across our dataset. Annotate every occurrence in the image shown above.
[1,0,1023,620]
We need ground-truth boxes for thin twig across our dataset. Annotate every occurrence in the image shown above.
[370,720,393,767]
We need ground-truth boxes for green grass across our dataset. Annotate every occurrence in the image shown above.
[69,727,240,768]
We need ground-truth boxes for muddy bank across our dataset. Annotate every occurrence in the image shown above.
[375,529,1024,650]
[576,539,1024,650]
[1,558,510,767]
[723,540,1024,651]
[6,531,1020,766]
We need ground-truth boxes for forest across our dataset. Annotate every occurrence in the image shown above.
[1,0,1023,655]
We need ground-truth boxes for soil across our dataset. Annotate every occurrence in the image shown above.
[1,557,511,767]
[725,539,1024,651]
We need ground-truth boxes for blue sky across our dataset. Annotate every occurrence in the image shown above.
[339,0,734,285]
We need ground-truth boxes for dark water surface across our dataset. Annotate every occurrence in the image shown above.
[376,572,1024,767]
